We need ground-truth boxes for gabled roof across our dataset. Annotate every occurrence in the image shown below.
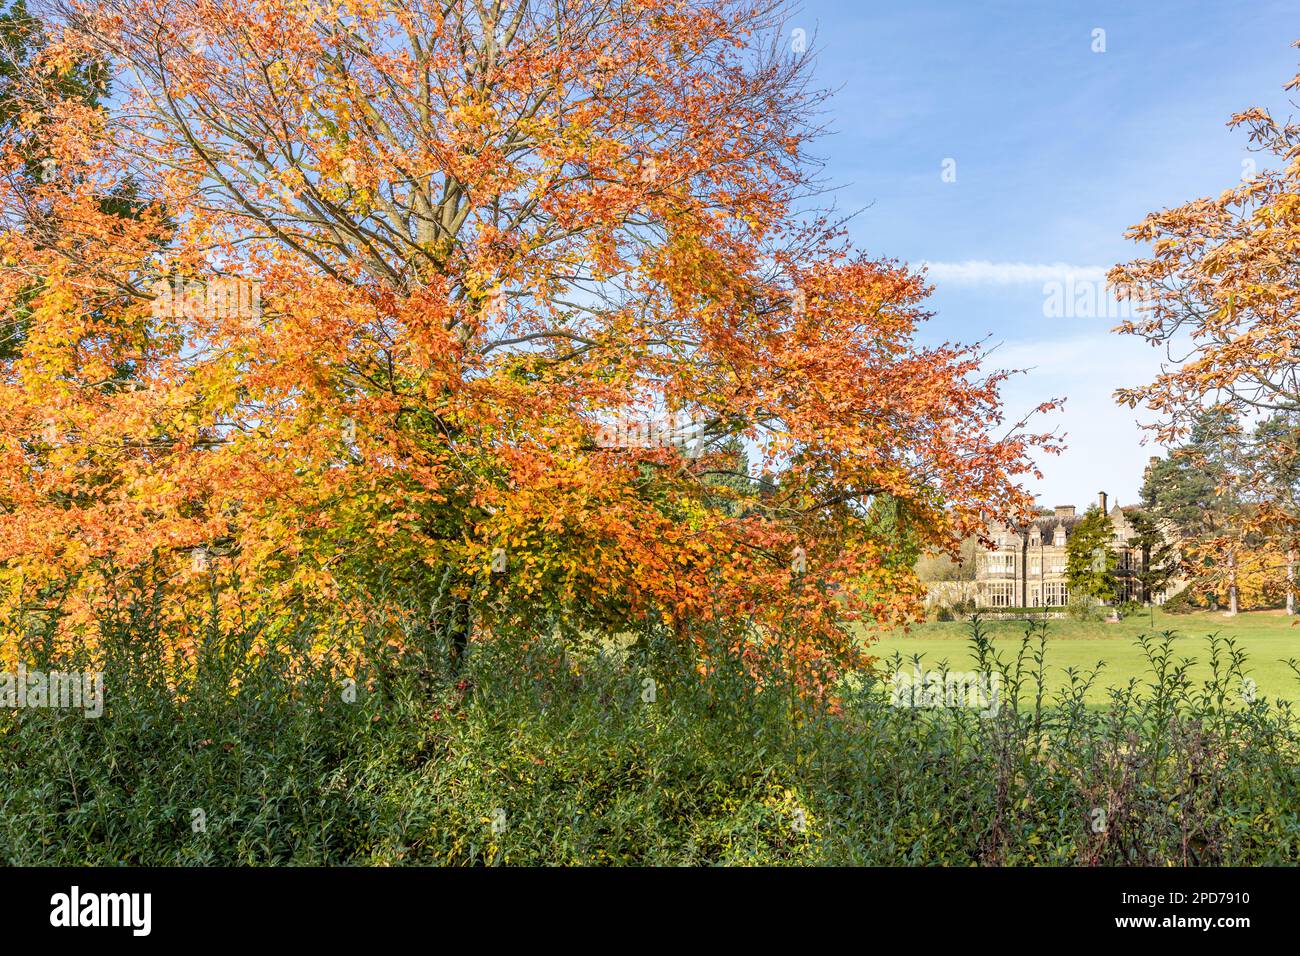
[1024,513,1083,534]
[990,504,1143,542]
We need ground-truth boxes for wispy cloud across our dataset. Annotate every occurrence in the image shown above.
[919,260,1109,286]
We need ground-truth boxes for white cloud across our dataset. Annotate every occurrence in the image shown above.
[919,260,1109,286]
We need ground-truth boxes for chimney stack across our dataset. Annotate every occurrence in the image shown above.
[1099,490,1108,513]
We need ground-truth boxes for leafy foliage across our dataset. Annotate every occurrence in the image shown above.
[1065,506,1116,605]
[1116,52,1300,614]
[3,592,1299,865]
[1124,508,1178,605]
[0,0,1054,684]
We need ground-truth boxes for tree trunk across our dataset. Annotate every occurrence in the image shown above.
[1227,549,1239,616]
[449,595,472,669]
[1287,549,1296,616]
[431,588,473,672]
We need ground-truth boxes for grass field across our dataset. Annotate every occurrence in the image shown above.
[866,609,1300,705]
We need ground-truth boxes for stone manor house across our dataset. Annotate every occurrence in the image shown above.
[969,491,1169,609]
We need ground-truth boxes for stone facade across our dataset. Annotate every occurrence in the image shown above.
[973,492,1167,609]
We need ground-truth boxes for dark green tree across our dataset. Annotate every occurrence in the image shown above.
[1124,509,1177,605]
[1065,505,1116,605]
[1141,407,1248,611]
[1139,408,1235,539]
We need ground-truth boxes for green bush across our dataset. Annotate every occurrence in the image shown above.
[2,588,1298,865]
[1162,588,1201,614]
[932,598,975,621]
[1067,595,1105,622]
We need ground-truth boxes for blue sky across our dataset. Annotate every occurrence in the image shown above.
[794,0,1299,508]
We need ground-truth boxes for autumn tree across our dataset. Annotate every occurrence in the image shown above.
[1112,45,1300,614]
[1111,43,1300,438]
[0,0,114,362]
[0,0,1053,685]
[1249,412,1300,612]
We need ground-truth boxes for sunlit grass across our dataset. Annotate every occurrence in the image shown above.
[865,609,1300,704]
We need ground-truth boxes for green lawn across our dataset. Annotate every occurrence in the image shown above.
[864,609,1300,705]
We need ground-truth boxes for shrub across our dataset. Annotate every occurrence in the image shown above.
[1067,595,1105,622]
[2,588,1298,865]
[1162,588,1201,614]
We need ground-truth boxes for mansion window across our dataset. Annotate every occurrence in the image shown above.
[1043,582,1069,606]
[987,553,1015,574]
[987,583,1015,607]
